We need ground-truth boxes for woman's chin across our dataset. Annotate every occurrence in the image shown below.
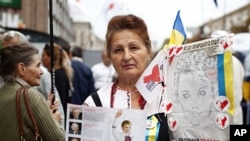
[32,82,40,87]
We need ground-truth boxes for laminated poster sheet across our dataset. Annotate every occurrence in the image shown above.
[65,104,147,141]
[165,35,234,141]
[136,34,235,141]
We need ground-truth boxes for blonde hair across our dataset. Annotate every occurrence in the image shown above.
[43,43,74,90]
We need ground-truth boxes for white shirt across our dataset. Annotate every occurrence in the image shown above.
[91,62,116,89]
[84,83,163,116]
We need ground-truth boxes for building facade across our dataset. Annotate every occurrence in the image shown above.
[202,3,250,37]
[0,0,74,43]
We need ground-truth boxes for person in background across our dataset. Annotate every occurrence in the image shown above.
[91,49,117,90]
[1,30,65,129]
[0,43,64,140]
[0,31,28,88]
[243,52,250,124]
[42,43,74,125]
[1,31,27,47]
[84,14,170,140]
[68,45,95,104]
[211,30,245,124]
[233,51,245,65]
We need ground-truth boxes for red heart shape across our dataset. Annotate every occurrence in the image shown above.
[166,103,172,111]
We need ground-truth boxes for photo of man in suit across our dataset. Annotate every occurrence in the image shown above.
[69,122,81,135]
[69,108,82,120]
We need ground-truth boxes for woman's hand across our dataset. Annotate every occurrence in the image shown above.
[52,111,62,124]
[47,93,59,112]
[47,93,62,123]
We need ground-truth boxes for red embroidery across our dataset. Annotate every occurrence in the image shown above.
[110,80,146,109]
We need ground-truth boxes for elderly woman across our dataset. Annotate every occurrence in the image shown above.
[1,30,65,129]
[0,43,64,140]
[84,14,170,140]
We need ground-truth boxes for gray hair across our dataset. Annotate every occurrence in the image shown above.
[70,45,83,58]
[3,30,28,44]
[0,43,39,83]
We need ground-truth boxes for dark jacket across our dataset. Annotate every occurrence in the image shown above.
[71,59,95,104]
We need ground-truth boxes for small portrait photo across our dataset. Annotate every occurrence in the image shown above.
[69,122,82,135]
[69,107,82,120]
[112,109,133,141]
[68,137,81,141]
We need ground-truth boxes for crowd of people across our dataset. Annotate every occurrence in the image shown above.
[0,13,249,141]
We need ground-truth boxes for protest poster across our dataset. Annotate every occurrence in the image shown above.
[65,104,147,141]
[136,34,235,141]
[164,34,234,141]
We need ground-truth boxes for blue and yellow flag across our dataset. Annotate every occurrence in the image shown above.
[168,10,186,45]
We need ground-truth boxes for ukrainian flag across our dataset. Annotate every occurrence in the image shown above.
[217,51,234,115]
[168,10,186,45]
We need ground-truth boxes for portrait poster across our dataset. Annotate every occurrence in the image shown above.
[164,35,234,141]
[65,104,147,141]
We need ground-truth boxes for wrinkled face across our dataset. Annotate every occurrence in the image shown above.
[110,30,150,81]
[21,54,43,86]
[41,51,51,71]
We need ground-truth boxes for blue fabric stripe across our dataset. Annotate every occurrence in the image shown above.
[145,126,150,140]
[217,54,226,96]
[155,121,160,141]
[145,115,160,141]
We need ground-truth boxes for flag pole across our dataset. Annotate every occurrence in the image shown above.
[49,0,55,95]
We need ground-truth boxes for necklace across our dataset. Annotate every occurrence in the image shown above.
[110,81,146,109]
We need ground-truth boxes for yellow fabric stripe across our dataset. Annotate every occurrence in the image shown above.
[146,115,160,141]
[224,51,234,115]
